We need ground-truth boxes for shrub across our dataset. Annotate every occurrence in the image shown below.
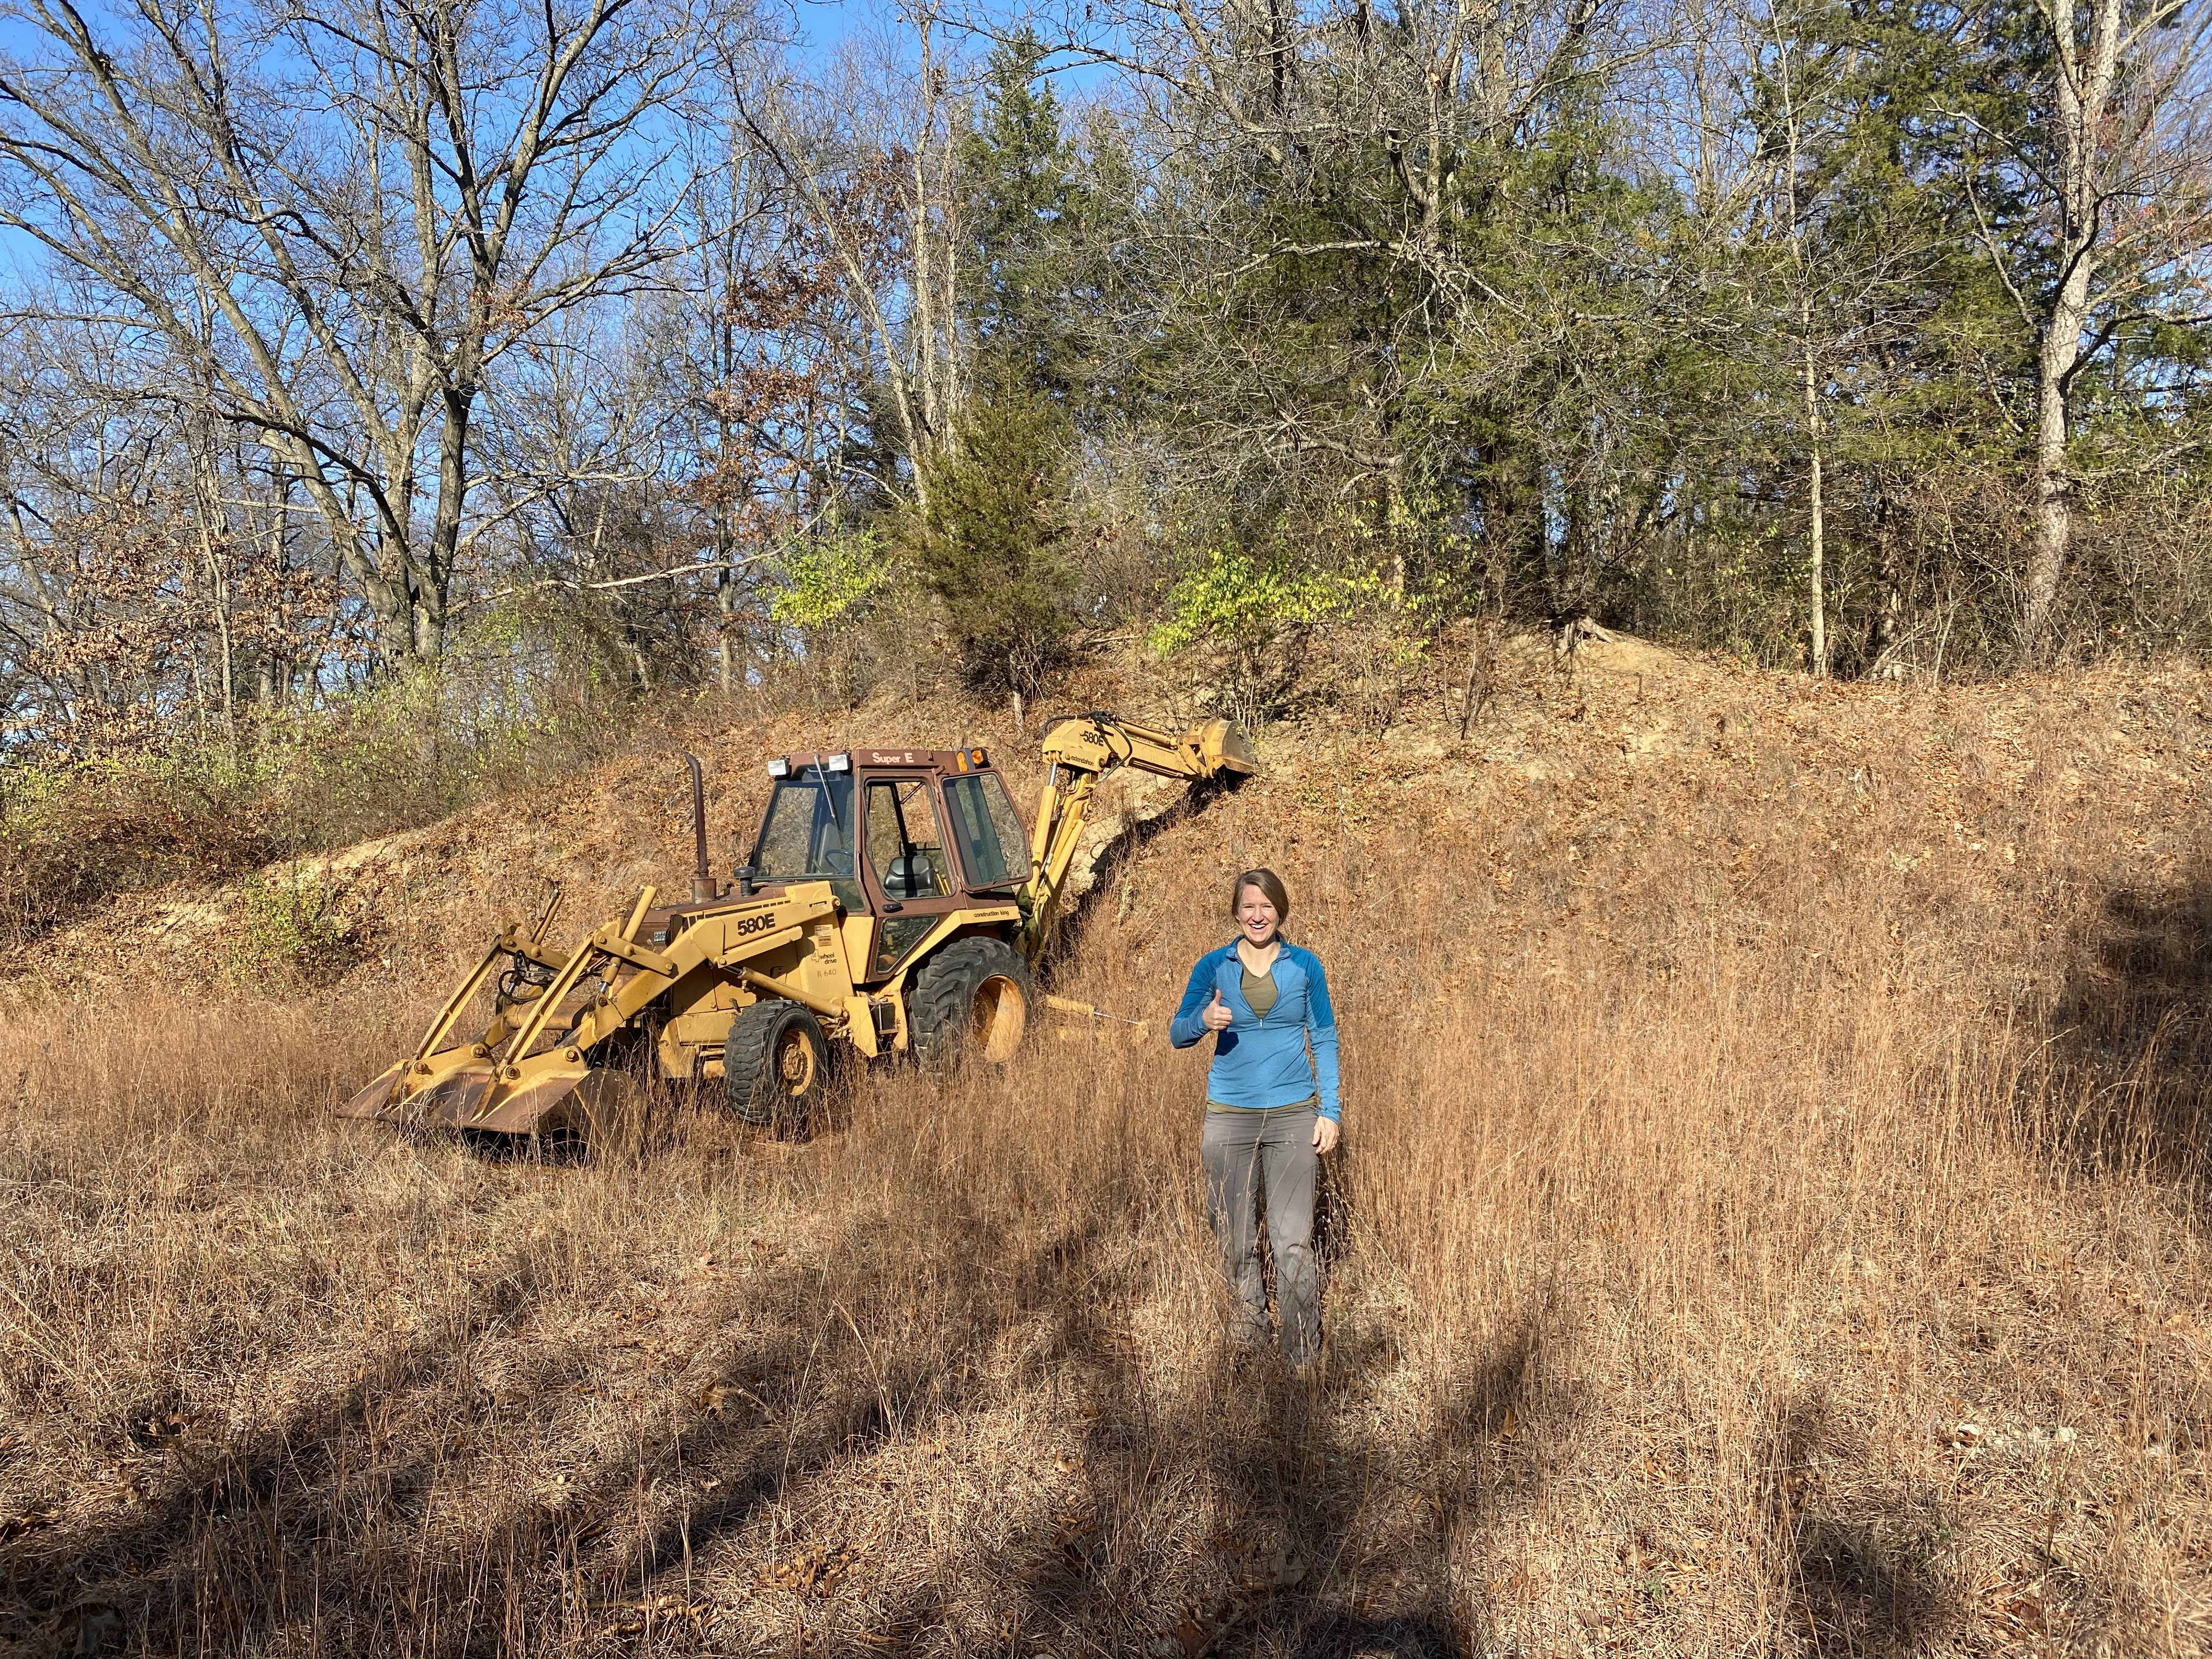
[0,754,277,950]
[767,523,902,708]
[1150,538,1396,726]
[225,871,354,988]
[0,615,658,951]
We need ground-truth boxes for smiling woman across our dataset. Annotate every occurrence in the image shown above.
[1169,867,1341,1375]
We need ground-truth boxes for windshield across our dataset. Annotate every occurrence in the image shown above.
[751,771,861,907]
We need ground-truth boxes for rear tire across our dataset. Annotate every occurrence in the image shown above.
[725,1001,830,1131]
[909,936,1036,1068]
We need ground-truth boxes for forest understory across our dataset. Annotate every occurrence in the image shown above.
[4,633,2212,1657]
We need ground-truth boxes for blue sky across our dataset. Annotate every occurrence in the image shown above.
[785,0,1126,96]
[0,0,1126,298]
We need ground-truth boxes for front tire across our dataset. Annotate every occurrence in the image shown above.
[909,936,1036,1068]
[725,1000,830,1131]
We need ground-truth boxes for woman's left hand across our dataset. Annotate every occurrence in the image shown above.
[1313,1116,1340,1156]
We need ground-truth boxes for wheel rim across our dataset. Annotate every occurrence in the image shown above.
[971,974,1028,1063]
[774,1028,817,1094]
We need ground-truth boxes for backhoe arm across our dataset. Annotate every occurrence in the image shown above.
[1018,714,1253,961]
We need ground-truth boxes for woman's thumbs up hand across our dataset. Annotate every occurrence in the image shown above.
[1201,986,1233,1032]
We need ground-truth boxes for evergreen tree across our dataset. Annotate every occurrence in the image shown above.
[957,31,1094,402]
[902,374,1079,702]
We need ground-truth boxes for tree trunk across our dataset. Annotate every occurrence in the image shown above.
[188,420,238,749]
[715,491,742,695]
[2021,0,2123,657]
[418,383,479,661]
[1803,330,1827,679]
[2024,262,2094,652]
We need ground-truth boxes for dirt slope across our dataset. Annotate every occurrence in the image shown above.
[12,632,2203,1006]
[0,666,1183,1002]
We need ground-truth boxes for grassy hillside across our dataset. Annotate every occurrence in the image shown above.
[4,637,2211,1656]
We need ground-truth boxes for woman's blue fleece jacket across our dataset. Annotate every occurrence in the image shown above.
[1169,942,1341,1122]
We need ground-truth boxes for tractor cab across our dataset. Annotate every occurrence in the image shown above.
[743,748,1032,983]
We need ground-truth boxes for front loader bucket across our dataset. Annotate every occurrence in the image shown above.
[475,1065,629,1137]
[336,1057,628,1140]
[337,1060,408,1121]
[336,894,647,1144]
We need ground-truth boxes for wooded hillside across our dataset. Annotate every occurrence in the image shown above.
[2,0,2208,776]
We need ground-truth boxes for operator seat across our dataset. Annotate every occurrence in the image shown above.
[885,854,938,899]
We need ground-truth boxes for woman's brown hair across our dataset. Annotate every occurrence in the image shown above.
[1229,867,1292,933]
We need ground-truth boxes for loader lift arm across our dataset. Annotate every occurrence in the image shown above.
[1017,713,1254,962]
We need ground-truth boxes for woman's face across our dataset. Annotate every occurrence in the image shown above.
[1236,885,1279,946]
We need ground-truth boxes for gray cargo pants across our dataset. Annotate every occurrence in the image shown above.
[1200,1103,1321,1364]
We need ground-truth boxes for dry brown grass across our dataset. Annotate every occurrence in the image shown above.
[5,642,2212,1657]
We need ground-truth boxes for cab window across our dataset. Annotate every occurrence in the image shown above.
[751,770,862,910]
[943,771,1031,888]
[862,778,952,901]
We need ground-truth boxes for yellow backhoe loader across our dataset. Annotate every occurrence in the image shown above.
[337,713,1254,1141]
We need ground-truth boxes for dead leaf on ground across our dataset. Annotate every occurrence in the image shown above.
[1052,1508,1098,1542]
[759,1537,869,1599]
[597,1594,709,1634]
[129,1411,196,1449]
[0,1502,62,1543]
[1983,1579,2050,1635]
[1488,1565,1538,1602]
[697,1379,768,1418]
[537,1472,576,1514]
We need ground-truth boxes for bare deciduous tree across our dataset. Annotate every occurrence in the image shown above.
[0,0,710,665]
[1999,0,2212,652]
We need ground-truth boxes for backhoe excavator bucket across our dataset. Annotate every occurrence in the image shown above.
[1192,718,1257,777]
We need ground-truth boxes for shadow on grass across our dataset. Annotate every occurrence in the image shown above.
[786,1248,1577,1657]
[2052,865,2212,1183]
[1,1241,565,1656]
[1763,1392,1956,1655]
[5,1135,1556,1659]
[2,1190,1122,1656]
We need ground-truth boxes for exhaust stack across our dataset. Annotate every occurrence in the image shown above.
[684,752,716,902]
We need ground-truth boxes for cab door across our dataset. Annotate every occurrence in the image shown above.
[855,772,964,980]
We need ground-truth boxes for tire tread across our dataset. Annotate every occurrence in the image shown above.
[909,935,1035,1067]
[725,1000,826,1126]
